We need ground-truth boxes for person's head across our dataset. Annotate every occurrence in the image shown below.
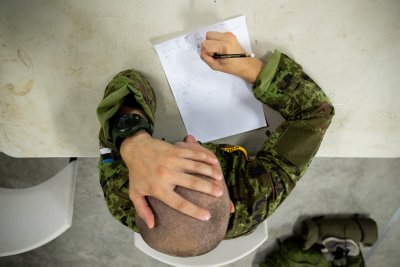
[136,136,231,257]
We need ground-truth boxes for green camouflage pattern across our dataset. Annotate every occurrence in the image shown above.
[97,69,157,151]
[96,50,335,238]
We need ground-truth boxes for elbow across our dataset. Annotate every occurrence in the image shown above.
[319,101,335,119]
[328,102,335,118]
[317,101,335,132]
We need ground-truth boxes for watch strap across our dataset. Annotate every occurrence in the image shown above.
[112,113,154,150]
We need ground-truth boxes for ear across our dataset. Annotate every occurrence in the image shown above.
[183,134,197,144]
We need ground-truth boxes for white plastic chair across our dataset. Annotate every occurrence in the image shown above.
[0,160,78,257]
[134,219,268,267]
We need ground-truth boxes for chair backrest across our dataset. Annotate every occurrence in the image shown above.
[0,161,77,257]
[134,219,268,267]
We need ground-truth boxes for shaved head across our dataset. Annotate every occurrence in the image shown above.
[136,177,230,257]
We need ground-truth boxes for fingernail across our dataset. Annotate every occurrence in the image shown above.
[216,189,223,196]
[202,212,211,221]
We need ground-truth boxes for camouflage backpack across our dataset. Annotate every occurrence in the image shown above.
[260,237,365,267]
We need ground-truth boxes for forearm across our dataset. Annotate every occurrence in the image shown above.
[253,50,334,121]
[235,58,265,84]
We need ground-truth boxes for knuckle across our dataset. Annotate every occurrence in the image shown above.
[129,190,139,201]
[225,32,237,40]
[199,152,209,161]
[190,177,199,189]
[149,183,162,197]
[175,147,187,158]
[174,141,185,149]
[164,157,176,168]
[205,31,214,39]
[201,40,209,49]
[157,165,169,178]
[214,184,223,195]
[224,43,233,52]
[175,200,188,212]
[201,42,213,55]
[191,148,204,157]
[192,161,202,171]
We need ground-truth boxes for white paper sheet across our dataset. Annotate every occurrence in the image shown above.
[154,16,267,142]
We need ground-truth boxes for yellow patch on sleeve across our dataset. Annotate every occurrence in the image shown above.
[220,145,249,160]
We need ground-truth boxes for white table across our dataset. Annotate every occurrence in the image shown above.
[1,0,399,157]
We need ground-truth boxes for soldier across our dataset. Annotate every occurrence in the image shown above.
[96,31,335,256]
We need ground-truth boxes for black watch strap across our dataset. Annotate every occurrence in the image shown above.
[112,113,154,150]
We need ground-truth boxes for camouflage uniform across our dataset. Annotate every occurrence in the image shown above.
[96,50,335,239]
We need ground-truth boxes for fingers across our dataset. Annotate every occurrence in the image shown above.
[173,156,222,181]
[130,194,155,229]
[201,39,226,56]
[202,32,242,55]
[206,31,236,41]
[173,141,223,180]
[200,41,224,71]
[200,31,247,76]
[163,191,211,221]
[176,143,220,166]
[174,172,223,197]
[183,134,197,143]
[230,201,235,213]
[201,32,241,64]
[206,31,224,40]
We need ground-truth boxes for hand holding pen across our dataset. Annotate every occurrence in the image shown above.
[200,31,264,83]
[213,52,254,59]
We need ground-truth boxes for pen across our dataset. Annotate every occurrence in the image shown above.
[213,52,255,59]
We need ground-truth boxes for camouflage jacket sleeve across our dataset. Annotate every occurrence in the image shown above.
[202,50,335,238]
[97,70,157,232]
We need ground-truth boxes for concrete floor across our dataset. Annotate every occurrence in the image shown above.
[0,154,399,267]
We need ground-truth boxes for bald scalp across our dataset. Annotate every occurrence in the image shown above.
[136,177,230,257]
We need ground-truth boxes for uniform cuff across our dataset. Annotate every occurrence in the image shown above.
[252,50,281,100]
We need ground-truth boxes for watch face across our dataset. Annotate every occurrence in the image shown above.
[117,114,141,131]
[112,113,153,149]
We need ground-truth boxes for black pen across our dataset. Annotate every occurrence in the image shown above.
[213,52,254,59]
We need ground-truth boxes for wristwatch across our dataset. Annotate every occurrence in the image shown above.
[112,113,154,150]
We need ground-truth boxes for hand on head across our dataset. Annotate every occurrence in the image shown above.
[136,137,232,256]
[177,135,235,214]
[120,131,225,229]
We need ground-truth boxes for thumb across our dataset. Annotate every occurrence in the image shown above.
[183,134,198,144]
[131,195,155,229]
